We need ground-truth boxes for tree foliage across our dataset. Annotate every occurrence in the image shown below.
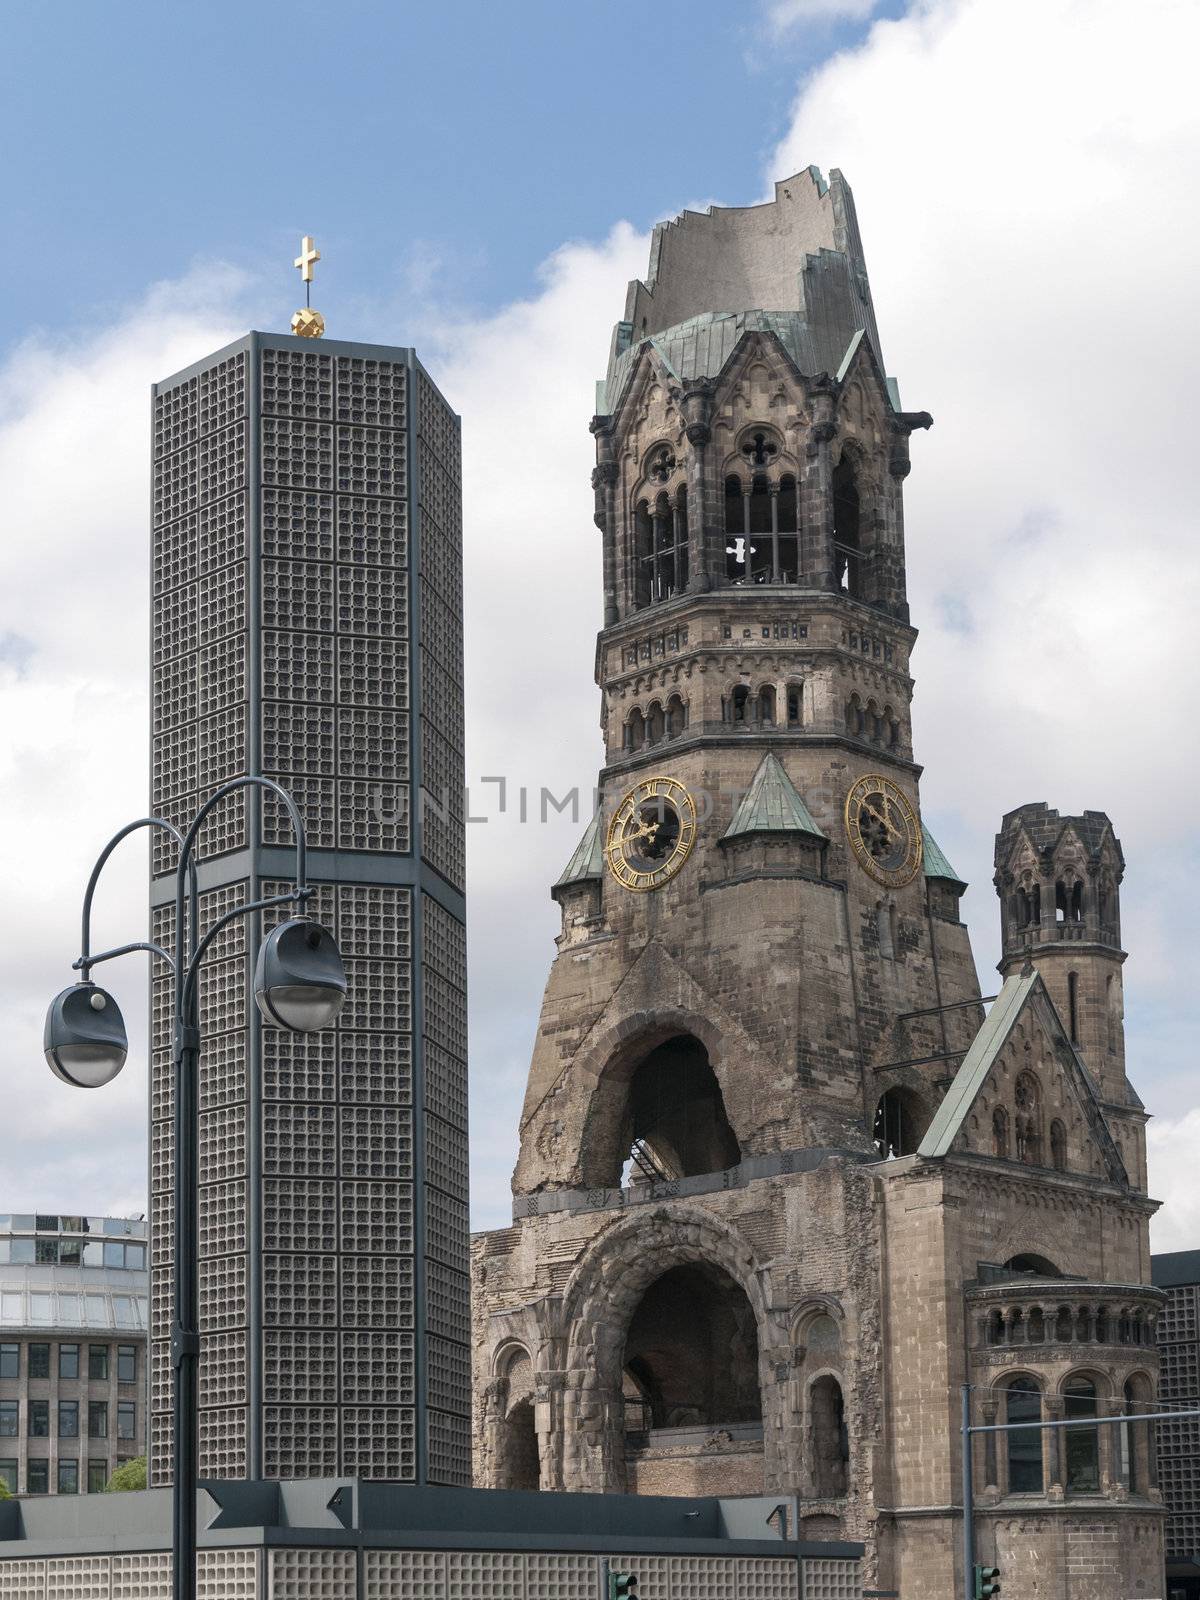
[105,1456,147,1492]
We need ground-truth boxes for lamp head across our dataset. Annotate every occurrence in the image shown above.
[44,982,129,1088]
[254,918,346,1033]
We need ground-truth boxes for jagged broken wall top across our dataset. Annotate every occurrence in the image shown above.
[602,167,886,412]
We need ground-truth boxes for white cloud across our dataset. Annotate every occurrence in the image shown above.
[1148,1112,1200,1253]
[767,0,880,28]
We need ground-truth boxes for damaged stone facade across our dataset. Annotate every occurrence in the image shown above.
[471,170,1164,1598]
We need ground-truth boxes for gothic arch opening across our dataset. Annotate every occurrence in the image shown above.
[501,1398,540,1491]
[624,1036,741,1185]
[873,1085,927,1157]
[1005,1253,1062,1277]
[621,1261,763,1433]
[833,455,861,598]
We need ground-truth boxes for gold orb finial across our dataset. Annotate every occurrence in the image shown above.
[292,234,324,337]
[291,307,326,338]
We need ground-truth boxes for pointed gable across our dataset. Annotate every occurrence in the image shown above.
[918,970,1127,1184]
[721,753,826,842]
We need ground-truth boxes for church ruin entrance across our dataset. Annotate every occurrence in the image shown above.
[623,1036,740,1184]
[500,1398,540,1490]
[622,1262,762,1433]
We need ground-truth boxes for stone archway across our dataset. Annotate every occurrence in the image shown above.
[557,1203,786,1493]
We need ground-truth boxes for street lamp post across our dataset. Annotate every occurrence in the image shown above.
[44,776,346,1600]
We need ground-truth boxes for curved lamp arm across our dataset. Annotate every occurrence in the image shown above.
[175,776,312,1027]
[77,816,194,981]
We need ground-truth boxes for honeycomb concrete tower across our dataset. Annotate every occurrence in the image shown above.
[149,333,469,1487]
[471,170,1166,1598]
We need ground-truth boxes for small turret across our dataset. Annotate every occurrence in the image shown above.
[994,804,1127,1104]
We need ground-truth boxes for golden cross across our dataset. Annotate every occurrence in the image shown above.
[294,235,320,285]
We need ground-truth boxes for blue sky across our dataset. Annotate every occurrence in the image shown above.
[2,0,1198,1247]
[1,0,902,354]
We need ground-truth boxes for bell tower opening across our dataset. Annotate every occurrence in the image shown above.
[832,454,861,598]
[623,1035,740,1185]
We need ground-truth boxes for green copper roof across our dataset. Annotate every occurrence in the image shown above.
[722,753,827,842]
[917,971,1038,1158]
[921,822,965,885]
[554,811,605,888]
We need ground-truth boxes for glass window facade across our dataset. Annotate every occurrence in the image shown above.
[89,1401,108,1439]
[57,1459,78,1494]
[117,1345,136,1383]
[26,1458,48,1494]
[29,1400,49,1437]
[88,1458,108,1493]
[117,1400,136,1440]
[0,1402,16,1438]
[0,1460,15,1496]
[28,1343,49,1378]
[88,1344,109,1380]
[58,1400,79,1438]
[59,1343,79,1380]
[0,1343,17,1378]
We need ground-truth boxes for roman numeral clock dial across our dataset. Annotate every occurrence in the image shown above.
[605,776,698,892]
[844,773,923,889]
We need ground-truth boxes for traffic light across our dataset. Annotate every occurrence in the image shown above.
[608,1574,638,1598]
[973,1564,1000,1599]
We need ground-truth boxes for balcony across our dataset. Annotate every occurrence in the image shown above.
[968,1279,1164,1353]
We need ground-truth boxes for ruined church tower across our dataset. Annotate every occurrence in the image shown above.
[472,172,1164,1599]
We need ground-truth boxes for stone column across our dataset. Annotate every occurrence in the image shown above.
[801,380,837,591]
[1098,1398,1118,1495]
[1045,1395,1065,1499]
[590,420,619,626]
[681,380,716,591]
[982,1399,999,1495]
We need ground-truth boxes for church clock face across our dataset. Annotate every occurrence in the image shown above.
[606,776,697,892]
[844,773,923,889]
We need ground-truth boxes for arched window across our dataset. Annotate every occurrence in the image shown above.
[809,1375,848,1497]
[845,694,865,738]
[1064,1377,1100,1492]
[873,1086,926,1158]
[635,487,687,609]
[992,1106,1009,1158]
[1067,970,1080,1044]
[731,685,750,724]
[832,455,861,599]
[646,702,665,745]
[725,475,750,582]
[776,474,799,582]
[1005,1253,1061,1278]
[626,708,645,752]
[786,683,802,727]
[1050,1119,1067,1171]
[1014,1072,1043,1165]
[1006,1377,1043,1493]
[664,694,686,738]
[759,685,777,725]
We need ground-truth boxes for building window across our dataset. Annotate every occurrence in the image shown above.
[29,1343,50,1379]
[57,1459,79,1495]
[0,1344,17,1379]
[59,1343,79,1380]
[87,1459,108,1494]
[29,1400,49,1437]
[117,1346,137,1384]
[0,1403,16,1438]
[36,1239,58,1264]
[1014,1072,1043,1165]
[0,1460,15,1496]
[117,1401,136,1441]
[58,1400,79,1438]
[88,1345,109,1381]
[1050,1119,1068,1171]
[1006,1377,1043,1492]
[89,1402,108,1439]
[992,1106,1009,1158]
[26,1459,48,1495]
[1064,1378,1100,1492]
